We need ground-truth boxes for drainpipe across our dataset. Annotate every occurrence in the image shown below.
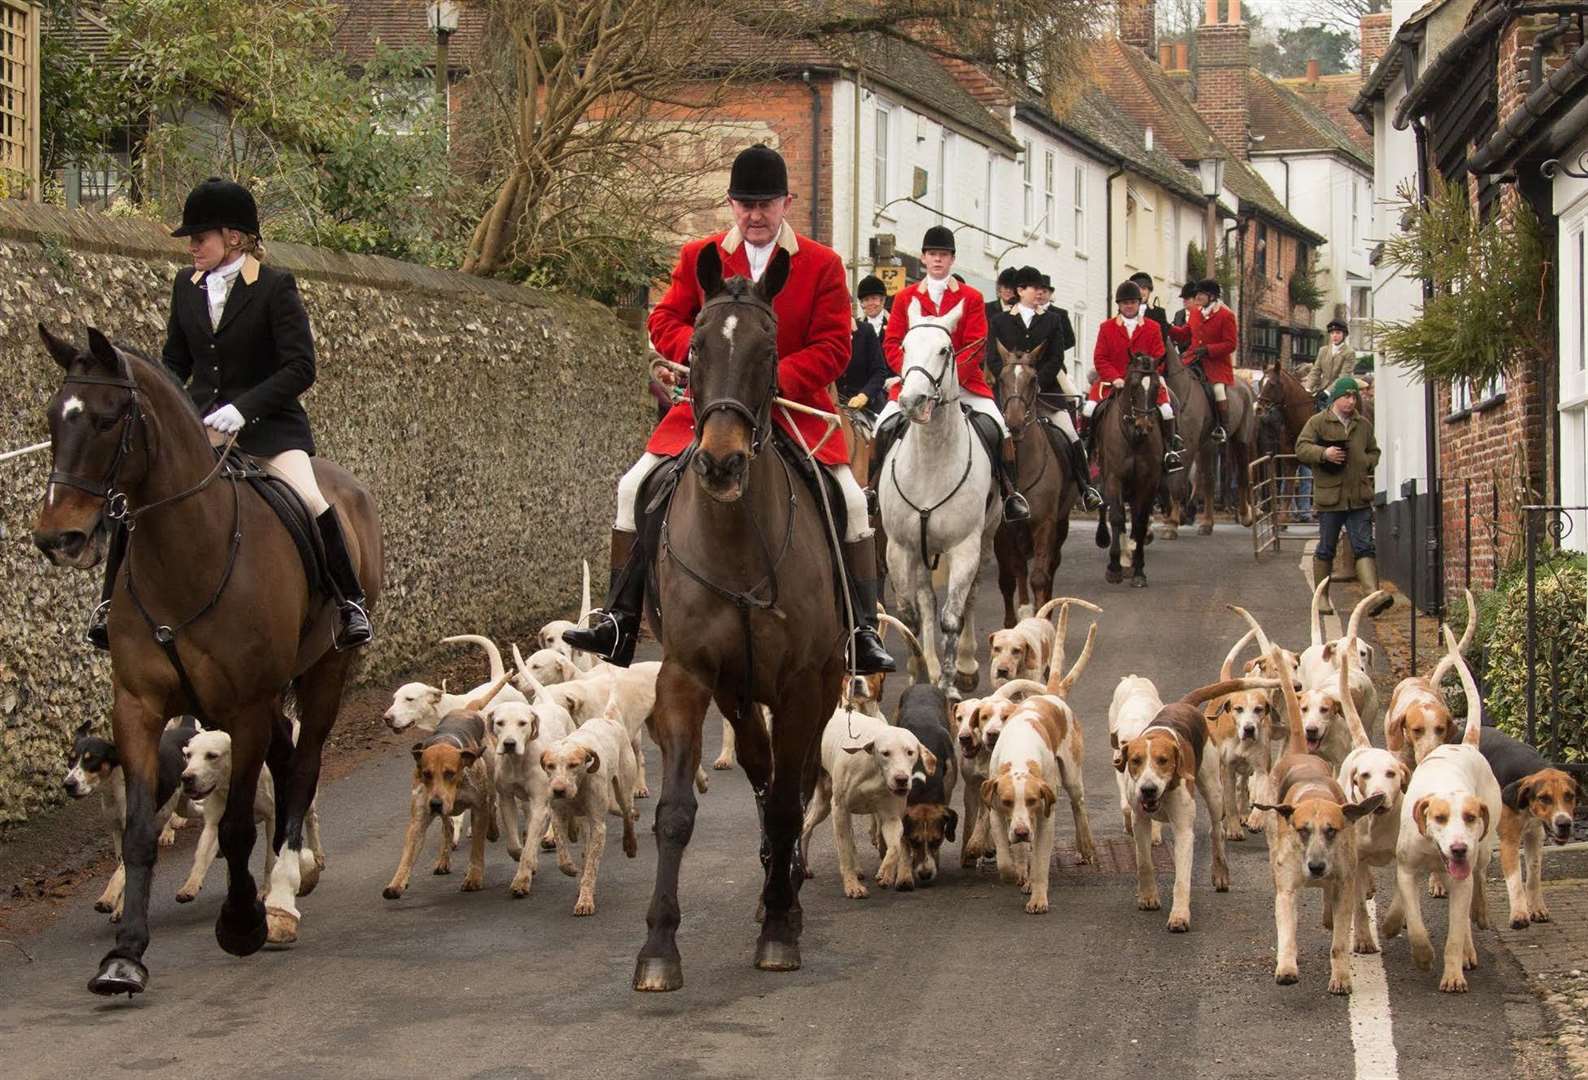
[851,69,863,290]
[1105,164,1125,311]
[1280,157,1291,207]
[803,70,822,242]
[1411,117,1443,618]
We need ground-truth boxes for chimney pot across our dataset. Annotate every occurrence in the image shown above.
[1175,42,1189,70]
[1160,43,1174,68]
[1229,0,1241,22]
[1204,0,1218,24]
[1306,58,1320,82]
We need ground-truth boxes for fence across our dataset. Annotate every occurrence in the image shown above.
[0,0,40,200]
[1247,453,1319,558]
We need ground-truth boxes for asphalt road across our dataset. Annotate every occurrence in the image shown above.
[0,525,1562,1080]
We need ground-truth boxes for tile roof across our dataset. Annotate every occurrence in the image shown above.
[1095,38,1324,245]
[1272,73,1373,156]
[1044,89,1230,212]
[331,0,489,70]
[1250,72,1372,170]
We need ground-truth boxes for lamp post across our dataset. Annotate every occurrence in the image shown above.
[427,1,459,105]
[1198,156,1224,280]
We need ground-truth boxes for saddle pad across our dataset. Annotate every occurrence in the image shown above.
[222,449,327,598]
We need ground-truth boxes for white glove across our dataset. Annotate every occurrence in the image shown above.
[204,404,245,434]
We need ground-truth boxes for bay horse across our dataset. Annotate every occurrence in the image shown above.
[1256,360,1317,520]
[632,247,844,992]
[992,343,1074,628]
[877,300,997,695]
[32,325,382,997]
[1160,344,1257,536]
[1094,353,1163,587]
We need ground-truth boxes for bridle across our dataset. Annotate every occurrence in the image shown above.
[899,323,960,405]
[997,358,1039,435]
[690,291,779,458]
[1118,356,1159,444]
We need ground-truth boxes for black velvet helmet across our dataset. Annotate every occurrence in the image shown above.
[1326,318,1349,334]
[857,274,887,299]
[727,144,789,201]
[996,266,1018,290]
[922,225,956,253]
[1039,273,1054,290]
[1129,271,1154,293]
[1115,280,1143,304]
[1180,280,1199,300]
[1014,265,1043,290]
[1195,277,1222,299]
[171,177,260,238]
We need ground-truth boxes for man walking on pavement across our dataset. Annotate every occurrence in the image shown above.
[1295,376,1392,617]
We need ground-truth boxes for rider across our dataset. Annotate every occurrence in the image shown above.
[1304,318,1354,405]
[988,265,1102,510]
[986,266,1018,326]
[869,227,1030,523]
[1130,272,1173,348]
[1084,280,1183,472]
[1167,277,1237,442]
[84,177,372,652]
[856,273,890,342]
[564,144,895,674]
[841,280,891,418]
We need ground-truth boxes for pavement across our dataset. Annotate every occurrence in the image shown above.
[0,523,1581,1080]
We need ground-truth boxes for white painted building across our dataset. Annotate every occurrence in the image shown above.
[1553,132,1588,551]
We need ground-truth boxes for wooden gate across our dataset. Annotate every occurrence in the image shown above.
[0,0,40,201]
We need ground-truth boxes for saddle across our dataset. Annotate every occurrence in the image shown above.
[1185,358,1220,417]
[219,448,327,598]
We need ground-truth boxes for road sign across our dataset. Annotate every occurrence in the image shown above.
[874,265,906,296]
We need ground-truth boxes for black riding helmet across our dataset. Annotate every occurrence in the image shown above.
[1195,277,1221,300]
[172,177,261,238]
[857,274,888,300]
[1115,280,1143,304]
[1014,265,1043,290]
[1180,281,1198,300]
[996,266,1018,291]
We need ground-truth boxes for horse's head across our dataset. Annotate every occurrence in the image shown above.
[995,340,1045,437]
[32,324,147,568]
[1121,352,1160,446]
[688,243,787,503]
[898,299,963,424]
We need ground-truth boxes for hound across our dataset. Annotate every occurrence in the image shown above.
[1115,675,1278,931]
[1478,728,1585,929]
[382,673,510,900]
[987,596,1099,688]
[517,647,583,687]
[1252,646,1384,994]
[536,559,598,672]
[485,682,578,897]
[1204,628,1277,840]
[1384,593,1476,768]
[1231,604,1360,769]
[802,707,935,897]
[893,682,960,886]
[382,634,527,733]
[1109,675,1165,843]
[1380,629,1500,993]
[64,718,202,920]
[1297,576,1377,690]
[539,693,640,916]
[953,696,995,866]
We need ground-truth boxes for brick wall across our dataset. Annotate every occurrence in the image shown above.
[1359,12,1391,77]
[1118,0,1156,57]
[1497,13,1586,131]
[1195,20,1251,158]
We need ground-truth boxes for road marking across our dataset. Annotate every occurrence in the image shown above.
[1299,555,1399,1080]
[1350,899,1399,1080]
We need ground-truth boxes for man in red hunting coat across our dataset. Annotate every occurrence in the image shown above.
[1167,276,1237,441]
[867,225,1030,523]
[564,144,894,674]
[1085,280,1183,471]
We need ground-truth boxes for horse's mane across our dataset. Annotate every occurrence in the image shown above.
[118,342,202,422]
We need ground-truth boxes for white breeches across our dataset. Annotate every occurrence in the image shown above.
[1212,382,1228,402]
[1042,407,1079,443]
[614,452,870,542]
[263,450,330,517]
[875,393,1010,437]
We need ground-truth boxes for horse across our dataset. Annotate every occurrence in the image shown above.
[877,300,997,695]
[1255,360,1317,520]
[631,247,844,992]
[991,342,1074,628]
[1094,352,1164,587]
[1160,343,1257,536]
[31,325,382,997]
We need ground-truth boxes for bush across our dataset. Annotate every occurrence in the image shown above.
[1444,553,1587,761]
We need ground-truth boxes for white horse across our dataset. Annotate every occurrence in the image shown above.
[878,301,999,696]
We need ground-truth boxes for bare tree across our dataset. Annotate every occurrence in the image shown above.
[1296,0,1388,34]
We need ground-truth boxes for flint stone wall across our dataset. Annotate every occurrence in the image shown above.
[0,203,651,827]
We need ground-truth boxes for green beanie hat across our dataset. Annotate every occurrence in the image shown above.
[1328,376,1361,404]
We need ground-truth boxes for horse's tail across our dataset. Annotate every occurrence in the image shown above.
[1095,516,1110,548]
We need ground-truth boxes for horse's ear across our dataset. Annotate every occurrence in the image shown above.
[907,297,923,323]
[940,304,965,332]
[758,249,791,304]
[1027,340,1048,363]
[38,323,79,371]
[696,243,725,300]
[85,327,125,377]
[995,340,1014,363]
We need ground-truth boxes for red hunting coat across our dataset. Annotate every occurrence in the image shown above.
[1168,301,1237,384]
[646,223,852,466]
[1088,315,1169,405]
[882,276,993,402]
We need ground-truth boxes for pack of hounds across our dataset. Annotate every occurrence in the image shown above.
[65,564,1582,996]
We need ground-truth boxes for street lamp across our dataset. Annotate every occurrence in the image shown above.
[427,1,460,104]
[1198,156,1224,281]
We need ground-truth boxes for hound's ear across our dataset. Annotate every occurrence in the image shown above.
[842,740,876,756]
[980,778,998,805]
[1476,800,1491,839]
[1036,780,1058,816]
[696,242,725,300]
[1411,796,1433,836]
[73,717,94,740]
[1384,711,1404,753]
[944,808,959,842]
[1501,778,1529,811]
[39,323,79,370]
[1174,734,1197,783]
[1252,802,1294,821]
[1322,642,1338,663]
[411,743,426,762]
[988,631,997,649]
[758,249,791,304]
[459,749,479,769]
[584,748,602,774]
[1397,761,1412,793]
[920,747,938,777]
[528,715,541,743]
[1112,746,1128,773]
[1344,794,1386,822]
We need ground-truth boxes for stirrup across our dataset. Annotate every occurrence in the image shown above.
[864,487,880,519]
[1211,425,1227,445]
[333,600,374,651]
[86,601,111,651]
[1003,492,1032,523]
[849,627,897,676]
[1081,485,1104,511]
[563,609,637,667]
[1163,449,1186,474]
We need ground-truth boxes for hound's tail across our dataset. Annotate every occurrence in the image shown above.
[441,634,506,683]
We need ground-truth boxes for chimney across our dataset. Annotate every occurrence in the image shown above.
[1359,12,1392,76]
[1306,57,1320,83]
[1159,43,1174,68]
[1194,0,1251,159]
[1118,0,1156,57]
[1175,42,1189,71]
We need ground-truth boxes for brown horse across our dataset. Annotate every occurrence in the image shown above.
[839,403,875,487]
[1094,353,1163,587]
[632,247,844,992]
[1256,360,1317,519]
[32,326,381,997]
[1160,344,1258,536]
[992,344,1074,627]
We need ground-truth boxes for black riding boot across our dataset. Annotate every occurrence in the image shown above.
[85,521,128,651]
[563,529,645,667]
[999,436,1032,523]
[843,537,897,675]
[1213,397,1230,444]
[865,413,906,517]
[1159,415,1186,473]
[316,509,374,651]
[1062,436,1104,511]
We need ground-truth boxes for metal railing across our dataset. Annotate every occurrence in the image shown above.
[1248,453,1319,559]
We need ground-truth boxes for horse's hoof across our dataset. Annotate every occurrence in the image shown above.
[265,907,299,948]
[754,939,802,972]
[1105,569,1124,584]
[953,670,979,694]
[1161,527,1178,541]
[297,861,322,897]
[215,899,268,957]
[633,955,684,992]
[1131,576,1147,589]
[1198,523,1214,536]
[88,956,149,998]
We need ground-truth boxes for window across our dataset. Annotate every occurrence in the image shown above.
[1124,192,1137,258]
[1043,151,1056,240]
[1295,242,1308,276]
[1073,165,1086,246]
[1563,214,1588,550]
[873,104,891,208]
[1350,285,1371,351]
[1352,180,1361,247]
[1290,328,1322,362]
[1449,373,1506,414]
[1250,320,1283,362]
[1022,139,1034,230]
